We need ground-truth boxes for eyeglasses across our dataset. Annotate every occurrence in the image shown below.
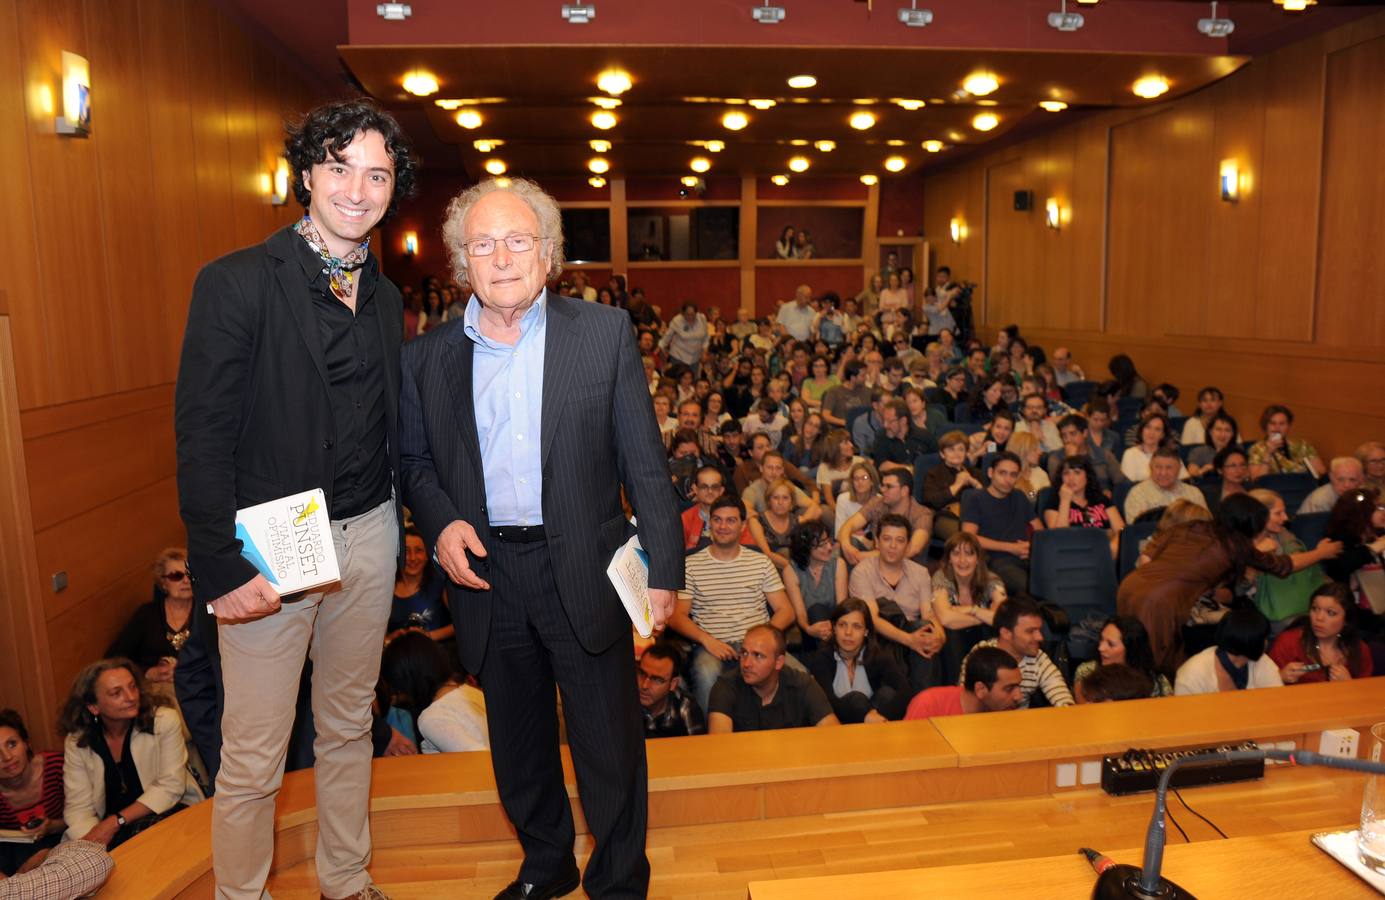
[636,669,670,687]
[695,481,723,492]
[462,233,542,256]
[162,570,188,583]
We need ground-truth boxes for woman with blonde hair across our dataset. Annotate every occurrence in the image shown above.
[1006,431,1050,504]
[1247,488,1328,633]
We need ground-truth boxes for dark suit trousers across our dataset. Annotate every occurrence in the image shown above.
[479,539,649,899]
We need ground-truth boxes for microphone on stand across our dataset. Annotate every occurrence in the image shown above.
[1091,746,1385,899]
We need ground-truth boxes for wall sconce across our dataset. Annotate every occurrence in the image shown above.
[1045,197,1062,230]
[949,217,965,244]
[1219,159,1239,202]
[56,51,91,136]
[403,232,419,256]
[270,157,290,206]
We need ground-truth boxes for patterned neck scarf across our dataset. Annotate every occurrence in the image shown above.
[296,215,370,301]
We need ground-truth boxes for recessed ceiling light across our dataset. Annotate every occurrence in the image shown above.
[923,140,944,152]
[473,139,502,152]
[588,157,610,174]
[886,139,906,146]
[788,156,810,173]
[589,176,606,188]
[455,110,482,129]
[853,98,879,106]
[722,111,749,131]
[596,69,632,95]
[975,99,998,107]
[849,111,876,130]
[972,112,999,131]
[748,99,777,109]
[892,98,926,110]
[962,71,999,96]
[786,75,816,89]
[947,129,965,142]
[789,139,809,146]
[590,96,622,110]
[681,175,700,187]
[814,140,836,152]
[484,159,507,175]
[1275,0,1316,10]
[690,157,711,173]
[860,174,878,185]
[771,174,790,185]
[434,99,462,110]
[724,98,747,106]
[591,110,617,129]
[402,70,439,96]
[1132,76,1170,99]
[1038,100,1069,112]
[704,140,726,152]
[589,139,611,152]
[884,156,907,172]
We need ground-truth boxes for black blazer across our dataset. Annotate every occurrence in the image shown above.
[400,290,683,675]
[803,644,913,703]
[174,227,404,604]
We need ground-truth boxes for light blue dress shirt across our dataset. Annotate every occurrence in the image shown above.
[463,293,547,526]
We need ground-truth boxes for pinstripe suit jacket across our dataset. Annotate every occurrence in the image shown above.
[400,290,684,674]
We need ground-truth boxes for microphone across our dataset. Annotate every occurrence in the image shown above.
[1091,746,1385,899]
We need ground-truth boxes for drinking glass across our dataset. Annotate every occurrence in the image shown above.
[1360,722,1385,873]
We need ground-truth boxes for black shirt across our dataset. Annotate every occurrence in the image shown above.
[106,597,190,670]
[707,667,835,732]
[294,237,391,519]
[871,425,939,468]
[93,727,143,816]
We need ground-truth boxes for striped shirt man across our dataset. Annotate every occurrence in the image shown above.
[958,639,1074,708]
[680,546,784,644]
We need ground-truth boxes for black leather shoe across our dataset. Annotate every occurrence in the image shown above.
[492,865,581,900]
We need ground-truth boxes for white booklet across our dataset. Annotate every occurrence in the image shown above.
[234,488,340,598]
[607,520,654,638]
[0,828,37,844]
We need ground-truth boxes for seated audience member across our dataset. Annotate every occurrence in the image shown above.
[1248,404,1325,480]
[961,451,1044,595]
[711,418,747,475]
[1124,448,1208,523]
[848,515,945,690]
[1152,382,1184,418]
[1185,412,1240,479]
[967,377,1008,425]
[1202,446,1251,513]
[1355,441,1385,494]
[741,450,821,522]
[834,461,881,537]
[742,397,791,449]
[1051,347,1086,387]
[59,659,202,848]
[967,411,1015,466]
[1174,607,1282,695]
[1007,431,1051,505]
[1072,616,1172,700]
[930,532,1007,683]
[799,355,840,409]
[815,429,863,511]
[906,646,1022,721]
[1270,583,1373,685]
[935,368,970,421]
[804,599,913,723]
[1082,401,1122,457]
[682,465,755,552]
[670,497,799,711]
[783,521,847,649]
[1299,457,1364,514]
[106,548,194,693]
[1322,488,1385,613]
[964,348,989,389]
[706,626,840,733]
[1043,455,1125,555]
[1247,488,1328,632]
[959,596,1074,709]
[819,360,871,429]
[871,400,938,473]
[781,405,821,471]
[0,710,64,876]
[653,393,677,446]
[380,633,486,754]
[747,479,803,569]
[1181,387,1231,446]
[839,470,933,564]
[1108,353,1149,400]
[1046,414,1124,495]
[1015,393,1062,453]
[1121,414,1184,483]
[0,839,112,900]
[387,526,454,645]
[851,388,889,455]
[923,430,984,542]
[1077,665,1155,703]
[637,643,706,738]
[1119,494,1341,674]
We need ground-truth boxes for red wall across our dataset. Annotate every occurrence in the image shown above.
[754,266,864,319]
[628,176,740,202]
[756,176,868,202]
[756,207,865,259]
[878,172,925,239]
[625,267,740,319]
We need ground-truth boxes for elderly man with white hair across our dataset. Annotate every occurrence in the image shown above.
[1298,456,1364,514]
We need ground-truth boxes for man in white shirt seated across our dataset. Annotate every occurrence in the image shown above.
[1298,457,1363,514]
[1124,448,1209,522]
[741,398,790,450]
[958,596,1074,709]
[1014,393,1063,453]
[1051,347,1085,387]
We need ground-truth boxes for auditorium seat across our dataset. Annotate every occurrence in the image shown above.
[1061,379,1095,407]
[1290,511,1331,550]
[1252,472,1319,513]
[845,404,870,434]
[1028,528,1119,662]
[913,452,941,503]
[1117,520,1158,581]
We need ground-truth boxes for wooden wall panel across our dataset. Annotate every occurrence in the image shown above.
[1204,63,1266,340]
[1315,35,1385,349]
[185,2,237,264]
[1068,120,1108,333]
[983,157,1032,332]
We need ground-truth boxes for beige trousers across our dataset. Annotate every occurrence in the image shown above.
[212,497,397,899]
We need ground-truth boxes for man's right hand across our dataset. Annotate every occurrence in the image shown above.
[211,573,281,622]
[841,542,862,566]
[437,520,491,590]
[702,636,738,661]
[1013,540,1031,560]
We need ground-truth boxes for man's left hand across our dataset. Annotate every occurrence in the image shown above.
[648,589,677,631]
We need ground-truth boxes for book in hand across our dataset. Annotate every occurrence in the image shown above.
[0,828,38,844]
[231,488,340,605]
[607,523,655,638]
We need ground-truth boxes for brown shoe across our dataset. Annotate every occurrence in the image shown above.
[321,886,390,900]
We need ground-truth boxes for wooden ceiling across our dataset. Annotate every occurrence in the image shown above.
[340,44,1247,180]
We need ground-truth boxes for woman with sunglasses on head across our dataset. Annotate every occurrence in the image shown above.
[106,548,195,690]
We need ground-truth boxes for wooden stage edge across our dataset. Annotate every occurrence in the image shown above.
[102,679,1384,899]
